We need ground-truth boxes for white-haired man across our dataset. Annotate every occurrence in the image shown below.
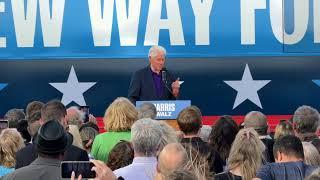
[128,45,180,104]
[114,118,162,180]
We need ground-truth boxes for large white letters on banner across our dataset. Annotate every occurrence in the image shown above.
[0,2,5,48]
[144,0,184,45]
[12,0,37,47]
[39,0,65,47]
[88,0,114,46]
[190,0,214,45]
[116,0,141,46]
[270,0,309,44]
[240,0,266,45]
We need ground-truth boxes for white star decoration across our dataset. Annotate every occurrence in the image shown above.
[224,64,271,109]
[49,66,96,106]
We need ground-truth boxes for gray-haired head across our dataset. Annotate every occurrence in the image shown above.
[148,45,166,59]
[138,102,157,120]
[131,118,162,157]
[66,106,84,127]
[4,108,25,128]
[293,105,320,134]
[158,121,178,152]
[244,111,268,135]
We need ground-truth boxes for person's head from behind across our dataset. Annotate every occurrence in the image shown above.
[4,108,25,128]
[302,142,320,166]
[244,111,268,136]
[228,128,265,180]
[273,135,304,163]
[158,121,178,152]
[26,101,44,118]
[156,143,188,179]
[107,140,134,171]
[293,105,320,134]
[148,45,166,73]
[209,115,239,161]
[104,97,138,132]
[177,106,202,136]
[79,127,98,152]
[157,144,210,180]
[131,118,162,157]
[66,106,83,128]
[0,128,25,167]
[41,100,67,127]
[36,120,71,160]
[26,101,44,137]
[138,102,157,120]
[274,121,294,139]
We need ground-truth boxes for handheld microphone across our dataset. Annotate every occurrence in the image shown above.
[161,67,167,85]
[161,67,175,96]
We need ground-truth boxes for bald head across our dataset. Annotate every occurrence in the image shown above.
[157,143,188,175]
[66,107,83,127]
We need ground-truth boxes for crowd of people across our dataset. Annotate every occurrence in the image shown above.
[0,98,320,180]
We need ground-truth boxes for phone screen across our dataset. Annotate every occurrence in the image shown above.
[79,106,89,123]
[61,161,95,178]
[0,120,9,129]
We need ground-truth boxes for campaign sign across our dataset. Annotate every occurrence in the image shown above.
[136,100,191,120]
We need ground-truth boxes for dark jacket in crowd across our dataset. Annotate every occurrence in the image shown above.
[15,140,89,169]
[4,157,61,180]
[260,137,275,163]
[256,161,316,180]
[181,137,224,174]
[214,171,242,180]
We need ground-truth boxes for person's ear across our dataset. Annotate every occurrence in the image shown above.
[275,151,282,162]
[39,118,44,125]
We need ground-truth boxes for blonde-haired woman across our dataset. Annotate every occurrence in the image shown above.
[214,128,265,180]
[0,128,25,176]
[91,97,138,162]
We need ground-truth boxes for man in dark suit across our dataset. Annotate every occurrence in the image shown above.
[5,120,72,180]
[128,45,181,104]
[15,100,89,169]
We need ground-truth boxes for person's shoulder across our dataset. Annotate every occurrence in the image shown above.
[16,143,36,156]
[134,66,150,75]
[113,165,131,177]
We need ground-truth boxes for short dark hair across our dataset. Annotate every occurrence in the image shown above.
[41,100,66,123]
[273,135,304,160]
[107,141,134,170]
[177,106,202,135]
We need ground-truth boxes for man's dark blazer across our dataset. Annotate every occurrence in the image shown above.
[128,66,176,104]
[15,138,89,169]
